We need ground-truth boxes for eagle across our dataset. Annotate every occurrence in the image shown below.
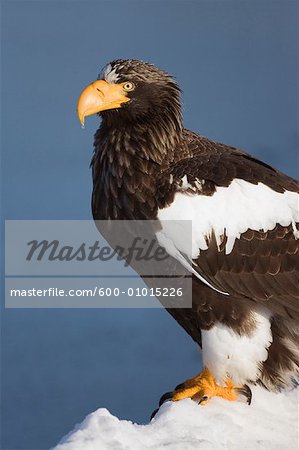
[77,59,299,412]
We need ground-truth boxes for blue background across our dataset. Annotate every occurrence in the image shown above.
[1,1,298,448]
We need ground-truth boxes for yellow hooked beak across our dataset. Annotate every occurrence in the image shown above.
[77,80,130,126]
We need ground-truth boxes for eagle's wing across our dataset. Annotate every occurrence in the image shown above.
[157,131,299,321]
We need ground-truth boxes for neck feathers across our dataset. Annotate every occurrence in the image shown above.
[92,114,183,219]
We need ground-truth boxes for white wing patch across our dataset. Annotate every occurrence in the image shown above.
[158,178,299,257]
[155,227,229,295]
[179,176,205,192]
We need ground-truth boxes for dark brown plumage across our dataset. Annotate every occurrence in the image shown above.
[78,59,299,401]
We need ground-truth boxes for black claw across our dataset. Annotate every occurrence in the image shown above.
[236,384,252,405]
[244,384,252,405]
[174,383,185,391]
[159,391,173,407]
[198,395,209,404]
[150,408,159,420]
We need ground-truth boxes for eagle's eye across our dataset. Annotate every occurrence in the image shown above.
[122,82,135,92]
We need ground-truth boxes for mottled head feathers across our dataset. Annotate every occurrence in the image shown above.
[98,59,182,130]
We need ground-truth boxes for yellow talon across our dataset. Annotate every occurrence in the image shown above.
[172,367,239,404]
[152,367,252,419]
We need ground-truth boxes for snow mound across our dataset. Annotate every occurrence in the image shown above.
[54,385,298,450]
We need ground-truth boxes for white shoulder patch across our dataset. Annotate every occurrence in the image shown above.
[179,176,205,192]
[155,227,229,295]
[157,178,299,257]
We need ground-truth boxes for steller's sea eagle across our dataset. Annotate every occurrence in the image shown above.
[77,59,299,411]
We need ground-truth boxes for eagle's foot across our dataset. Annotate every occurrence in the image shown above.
[171,367,240,405]
[151,367,252,418]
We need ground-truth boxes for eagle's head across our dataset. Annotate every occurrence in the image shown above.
[77,59,181,127]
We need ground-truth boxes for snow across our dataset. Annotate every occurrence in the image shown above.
[54,385,298,450]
